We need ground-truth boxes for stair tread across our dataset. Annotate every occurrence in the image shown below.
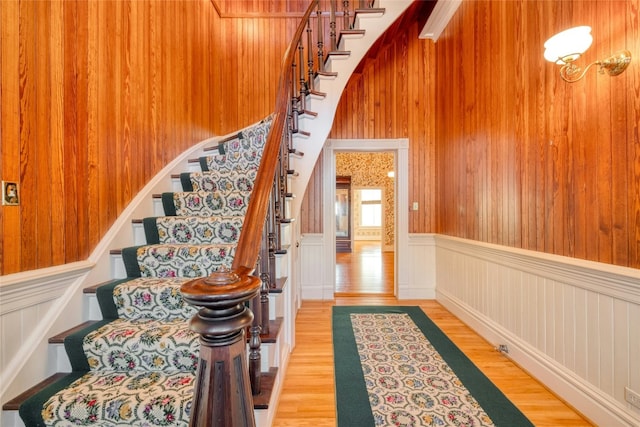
[317,70,338,77]
[341,29,366,35]
[259,318,283,343]
[252,367,278,409]
[308,89,326,98]
[2,373,69,411]
[48,320,99,344]
[4,368,279,413]
[273,277,287,293]
[327,50,350,56]
[47,316,282,346]
[83,279,122,294]
[355,7,385,14]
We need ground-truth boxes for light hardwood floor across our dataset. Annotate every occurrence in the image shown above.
[272,242,593,426]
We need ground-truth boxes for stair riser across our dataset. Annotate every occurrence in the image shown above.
[48,340,281,374]
[153,198,165,216]
[132,222,146,246]
[3,408,274,427]
[324,53,350,75]
[171,177,183,192]
[110,253,128,279]
[274,251,290,281]
[85,291,283,322]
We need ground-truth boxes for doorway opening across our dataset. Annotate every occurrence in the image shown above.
[321,138,409,300]
[333,151,395,296]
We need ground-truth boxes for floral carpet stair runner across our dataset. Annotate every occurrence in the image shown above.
[19,118,272,426]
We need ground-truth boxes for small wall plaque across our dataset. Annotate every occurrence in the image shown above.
[2,181,19,206]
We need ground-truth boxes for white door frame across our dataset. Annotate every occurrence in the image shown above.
[322,138,409,299]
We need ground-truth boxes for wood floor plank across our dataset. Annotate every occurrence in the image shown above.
[273,242,593,426]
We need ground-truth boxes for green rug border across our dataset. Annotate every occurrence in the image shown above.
[19,372,87,427]
[332,306,534,427]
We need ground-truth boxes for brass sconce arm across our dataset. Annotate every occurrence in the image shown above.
[558,50,632,83]
[559,50,631,83]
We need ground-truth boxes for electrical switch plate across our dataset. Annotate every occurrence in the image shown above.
[412,202,418,211]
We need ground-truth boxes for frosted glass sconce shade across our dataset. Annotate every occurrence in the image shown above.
[544,26,593,64]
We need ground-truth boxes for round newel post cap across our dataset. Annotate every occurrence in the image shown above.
[180,266,261,309]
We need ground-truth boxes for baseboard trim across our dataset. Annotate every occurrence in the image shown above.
[437,289,638,427]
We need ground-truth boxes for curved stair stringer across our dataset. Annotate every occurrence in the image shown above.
[288,0,414,222]
[0,135,219,413]
[0,126,264,427]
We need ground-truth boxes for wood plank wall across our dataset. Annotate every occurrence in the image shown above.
[3,0,638,274]
[0,0,307,275]
[301,0,640,270]
[0,0,218,274]
[435,0,640,268]
[300,20,437,234]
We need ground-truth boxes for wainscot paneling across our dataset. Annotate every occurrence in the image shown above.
[299,234,328,300]
[0,262,92,407]
[405,234,436,300]
[434,235,640,427]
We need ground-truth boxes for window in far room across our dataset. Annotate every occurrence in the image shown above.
[359,189,382,227]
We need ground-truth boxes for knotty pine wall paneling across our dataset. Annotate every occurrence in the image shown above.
[0,0,323,275]
[301,17,438,235]
[435,0,640,269]
[0,0,223,275]
[301,0,640,271]
[300,155,324,234]
[1,0,21,269]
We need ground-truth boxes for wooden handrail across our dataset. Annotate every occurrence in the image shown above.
[231,0,319,273]
[180,2,321,425]
[180,1,377,424]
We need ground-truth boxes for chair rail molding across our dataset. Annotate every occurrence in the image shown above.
[434,234,640,427]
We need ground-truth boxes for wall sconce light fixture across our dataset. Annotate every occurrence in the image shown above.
[544,26,632,83]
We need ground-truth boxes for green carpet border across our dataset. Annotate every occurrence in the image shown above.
[332,308,376,426]
[96,278,136,319]
[161,192,178,216]
[64,319,114,371]
[199,157,210,172]
[332,306,534,427]
[180,172,195,191]
[19,372,86,427]
[121,245,143,277]
[143,217,161,244]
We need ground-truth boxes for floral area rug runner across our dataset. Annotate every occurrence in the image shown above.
[332,306,533,427]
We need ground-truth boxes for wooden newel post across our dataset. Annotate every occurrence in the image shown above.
[181,267,261,427]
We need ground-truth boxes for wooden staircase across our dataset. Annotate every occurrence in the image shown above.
[1,1,414,426]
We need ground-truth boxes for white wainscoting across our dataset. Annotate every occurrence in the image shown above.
[299,234,329,300]
[298,233,437,300]
[0,262,93,408]
[403,234,437,299]
[434,235,640,427]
